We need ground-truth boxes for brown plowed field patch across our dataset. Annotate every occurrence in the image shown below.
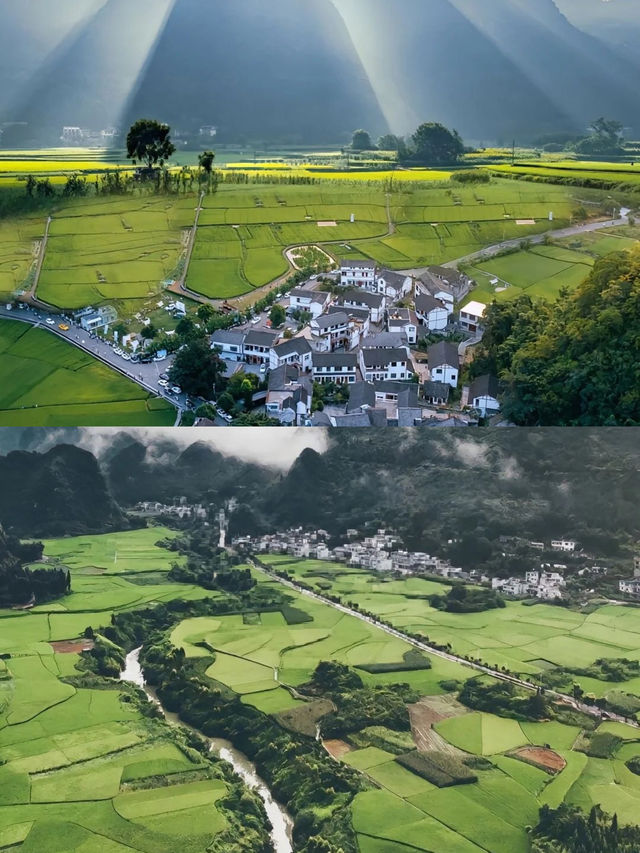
[513,746,566,774]
[49,640,94,653]
[323,739,352,759]
[409,695,468,755]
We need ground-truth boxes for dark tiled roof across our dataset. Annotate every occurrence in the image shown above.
[211,329,246,346]
[341,290,384,309]
[423,381,451,401]
[347,382,376,412]
[313,312,350,330]
[312,352,358,369]
[341,259,377,270]
[244,330,278,347]
[362,348,409,367]
[415,294,445,314]
[428,341,459,368]
[273,337,312,357]
[470,374,500,401]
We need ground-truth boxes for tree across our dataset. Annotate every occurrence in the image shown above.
[351,129,373,151]
[126,119,176,170]
[232,413,280,426]
[140,324,157,340]
[575,118,625,155]
[270,304,286,328]
[198,150,216,188]
[25,175,37,198]
[36,178,55,198]
[168,339,226,398]
[197,304,214,323]
[410,122,465,165]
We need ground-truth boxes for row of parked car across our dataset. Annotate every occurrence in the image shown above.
[157,373,182,396]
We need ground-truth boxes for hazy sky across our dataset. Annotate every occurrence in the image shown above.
[0,428,328,471]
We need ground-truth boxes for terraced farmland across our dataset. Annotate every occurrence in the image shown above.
[259,557,640,699]
[0,318,175,426]
[185,178,584,299]
[37,196,192,310]
[0,533,262,853]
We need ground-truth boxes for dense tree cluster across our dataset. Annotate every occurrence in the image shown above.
[471,248,640,425]
[429,584,505,613]
[459,678,550,722]
[534,804,640,853]
[0,525,68,607]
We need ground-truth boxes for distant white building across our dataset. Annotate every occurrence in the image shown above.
[551,539,577,552]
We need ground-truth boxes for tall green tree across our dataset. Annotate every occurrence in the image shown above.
[126,119,176,170]
[168,339,226,398]
[198,150,216,188]
[351,129,373,151]
[410,122,465,165]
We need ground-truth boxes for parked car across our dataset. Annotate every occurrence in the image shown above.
[171,386,182,395]
[58,323,70,331]
[159,373,170,381]
[46,318,55,326]
[158,379,169,388]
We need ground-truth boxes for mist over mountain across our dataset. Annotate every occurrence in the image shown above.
[1,431,638,559]
[0,445,125,538]
[1,0,639,146]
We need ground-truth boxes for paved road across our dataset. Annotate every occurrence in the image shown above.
[0,305,187,417]
[400,210,632,277]
[252,560,638,729]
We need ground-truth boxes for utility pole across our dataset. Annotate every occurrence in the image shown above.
[512,139,516,167]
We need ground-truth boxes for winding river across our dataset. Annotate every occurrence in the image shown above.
[120,648,294,853]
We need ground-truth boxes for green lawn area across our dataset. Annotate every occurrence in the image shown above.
[0,319,175,426]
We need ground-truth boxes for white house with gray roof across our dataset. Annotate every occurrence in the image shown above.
[376,270,413,300]
[340,259,377,289]
[310,311,353,353]
[341,289,385,323]
[415,293,450,331]
[269,337,313,371]
[359,347,413,382]
[210,329,246,362]
[428,341,460,388]
[312,352,358,384]
[244,329,278,365]
[288,288,332,319]
[469,374,500,416]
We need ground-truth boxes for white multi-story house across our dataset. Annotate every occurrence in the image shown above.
[551,540,578,552]
[288,289,332,319]
[341,290,385,324]
[340,259,377,290]
[359,347,413,382]
[619,578,640,597]
[327,306,370,349]
[244,330,278,365]
[265,366,313,426]
[269,338,313,371]
[387,308,418,345]
[428,341,460,388]
[310,311,353,352]
[210,330,246,362]
[460,301,487,334]
[415,294,450,331]
[312,352,358,384]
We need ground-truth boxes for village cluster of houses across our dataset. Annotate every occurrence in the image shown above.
[210,260,502,427]
[619,556,640,598]
[235,527,476,582]
[132,500,208,519]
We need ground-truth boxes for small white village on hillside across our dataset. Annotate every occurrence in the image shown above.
[208,258,500,428]
[228,527,640,604]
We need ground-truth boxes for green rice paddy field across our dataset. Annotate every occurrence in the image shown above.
[0,529,242,853]
[186,179,584,299]
[0,318,175,426]
[461,224,640,306]
[0,174,595,308]
[262,557,640,697]
[255,558,640,850]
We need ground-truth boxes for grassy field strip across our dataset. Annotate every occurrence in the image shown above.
[0,319,175,426]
